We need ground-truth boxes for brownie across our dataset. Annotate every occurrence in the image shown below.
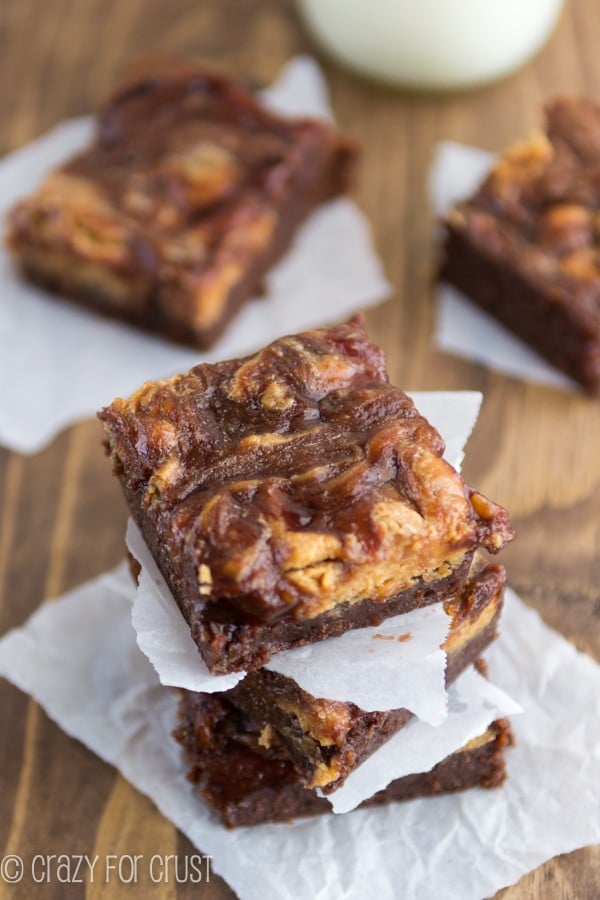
[100,318,514,673]
[226,559,505,792]
[173,688,513,828]
[442,97,600,394]
[6,55,356,348]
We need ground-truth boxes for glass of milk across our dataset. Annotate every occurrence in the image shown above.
[297,0,564,91]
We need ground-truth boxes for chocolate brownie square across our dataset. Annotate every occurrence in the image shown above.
[100,318,514,673]
[174,687,512,827]
[6,55,356,348]
[442,97,600,394]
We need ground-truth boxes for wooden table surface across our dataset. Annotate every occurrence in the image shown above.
[1,1,599,897]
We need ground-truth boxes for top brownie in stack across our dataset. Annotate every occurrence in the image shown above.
[6,56,356,348]
[100,318,513,673]
[442,97,600,394]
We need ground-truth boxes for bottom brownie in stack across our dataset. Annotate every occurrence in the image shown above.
[173,561,513,827]
[175,688,512,829]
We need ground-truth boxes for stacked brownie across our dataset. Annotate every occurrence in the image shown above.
[99,317,515,827]
[173,694,513,827]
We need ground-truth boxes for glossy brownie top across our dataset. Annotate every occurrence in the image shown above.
[66,55,347,227]
[446,97,600,323]
[100,318,514,624]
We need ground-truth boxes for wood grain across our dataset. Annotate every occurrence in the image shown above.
[0,1,599,898]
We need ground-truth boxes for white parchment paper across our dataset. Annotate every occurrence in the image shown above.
[265,606,449,721]
[324,667,521,814]
[432,141,578,392]
[0,567,598,900]
[0,57,390,454]
[409,389,481,472]
[127,391,482,722]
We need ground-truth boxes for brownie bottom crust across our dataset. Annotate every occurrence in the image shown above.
[442,225,600,394]
[174,690,512,828]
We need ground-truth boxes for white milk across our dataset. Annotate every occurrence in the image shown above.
[298,0,564,91]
